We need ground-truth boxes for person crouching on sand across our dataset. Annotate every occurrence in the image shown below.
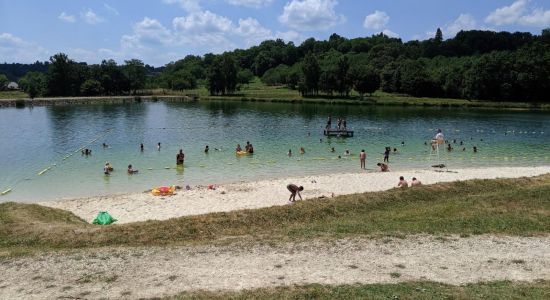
[377,162,389,172]
[287,184,303,202]
[398,176,408,188]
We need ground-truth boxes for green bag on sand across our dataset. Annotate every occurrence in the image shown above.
[92,211,117,225]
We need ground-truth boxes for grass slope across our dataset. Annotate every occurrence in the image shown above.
[169,281,550,300]
[1,175,549,255]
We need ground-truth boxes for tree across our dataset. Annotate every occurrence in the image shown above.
[80,79,103,96]
[207,57,224,95]
[206,54,237,95]
[18,72,46,98]
[349,65,379,99]
[301,52,320,96]
[435,28,443,43]
[46,53,73,96]
[221,55,238,94]
[237,69,254,87]
[124,59,146,95]
[0,74,8,90]
[336,55,351,96]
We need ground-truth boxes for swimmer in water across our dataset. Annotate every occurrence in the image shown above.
[176,149,184,165]
[377,162,389,172]
[204,145,209,153]
[300,147,305,154]
[288,149,292,157]
[157,142,161,151]
[140,143,144,151]
[360,149,366,169]
[331,147,335,152]
[127,164,138,174]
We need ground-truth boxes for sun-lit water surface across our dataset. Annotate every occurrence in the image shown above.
[0,101,549,202]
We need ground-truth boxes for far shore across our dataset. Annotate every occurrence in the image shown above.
[40,166,550,224]
[1,93,549,110]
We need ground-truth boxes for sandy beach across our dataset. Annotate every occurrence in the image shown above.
[39,166,550,224]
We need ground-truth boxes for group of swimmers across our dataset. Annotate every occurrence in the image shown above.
[236,141,255,154]
[428,129,480,153]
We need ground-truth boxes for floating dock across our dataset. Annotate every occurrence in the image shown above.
[323,129,354,137]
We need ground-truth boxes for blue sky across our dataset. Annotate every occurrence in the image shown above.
[1,0,549,66]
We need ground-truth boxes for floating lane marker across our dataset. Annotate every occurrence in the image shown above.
[1,188,12,195]
[38,167,51,176]
[147,168,153,170]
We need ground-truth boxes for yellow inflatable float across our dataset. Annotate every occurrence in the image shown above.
[236,151,249,156]
[151,186,175,196]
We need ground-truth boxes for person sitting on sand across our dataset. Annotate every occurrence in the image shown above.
[204,145,209,153]
[360,150,366,169]
[300,147,305,154]
[236,144,242,152]
[127,164,138,174]
[398,176,408,188]
[287,184,303,202]
[377,162,389,172]
[176,149,184,165]
[411,177,422,186]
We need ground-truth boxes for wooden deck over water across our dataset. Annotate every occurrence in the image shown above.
[323,129,354,137]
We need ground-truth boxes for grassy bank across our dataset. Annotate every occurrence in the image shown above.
[1,174,549,256]
[170,281,550,299]
[160,79,549,110]
[2,80,548,110]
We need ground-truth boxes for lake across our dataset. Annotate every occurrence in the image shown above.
[1,101,549,202]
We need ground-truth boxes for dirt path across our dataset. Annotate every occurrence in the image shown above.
[1,235,549,299]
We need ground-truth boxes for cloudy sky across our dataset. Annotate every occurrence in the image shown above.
[1,0,549,66]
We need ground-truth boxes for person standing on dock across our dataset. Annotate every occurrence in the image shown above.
[327,116,332,129]
[360,149,366,169]
[176,149,184,165]
[343,119,347,130]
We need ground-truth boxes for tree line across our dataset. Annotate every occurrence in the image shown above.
[4,28,550,102]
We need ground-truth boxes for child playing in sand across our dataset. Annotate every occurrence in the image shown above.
[287,184,303,202]
[377,162,389,172]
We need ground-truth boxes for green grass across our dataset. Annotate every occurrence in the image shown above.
[1,175,549,256]
[152,78,549,110]
[0,90,28,99]
[167,281,550,299]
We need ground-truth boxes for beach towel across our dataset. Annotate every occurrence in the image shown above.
[92,211,117,225]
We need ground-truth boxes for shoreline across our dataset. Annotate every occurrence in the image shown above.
[0,95,196,107]
[39,166,550,224]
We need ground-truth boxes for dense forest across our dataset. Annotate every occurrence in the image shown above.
[2,28,549,102]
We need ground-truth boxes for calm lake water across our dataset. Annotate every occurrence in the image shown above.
[1,101,549,202]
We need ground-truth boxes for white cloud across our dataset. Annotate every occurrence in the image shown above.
[0,33,49,63]
[173,10,233,34]
[58,12,76,23]
[446,13,477,37]
[226,0,273,8]
[279,0,345,31]
[275,30,304,44]
[81,9,104,25]
[486,0,527,25]
[486,0,550,27]
[363,10,389,30]
[519,7,550,26]
[163,0,202,12]
[382,29,399,38]
[104,3,119,16]
[236,18,273,46]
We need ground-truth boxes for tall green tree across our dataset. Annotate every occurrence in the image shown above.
[46,53,73,96]
[349,65,379,99]
[435,28,443,43]
[124,59,146,95]
[301,52,320,96]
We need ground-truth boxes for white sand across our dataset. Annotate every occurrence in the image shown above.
[40,166,550,224]
[1,235,549,299]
